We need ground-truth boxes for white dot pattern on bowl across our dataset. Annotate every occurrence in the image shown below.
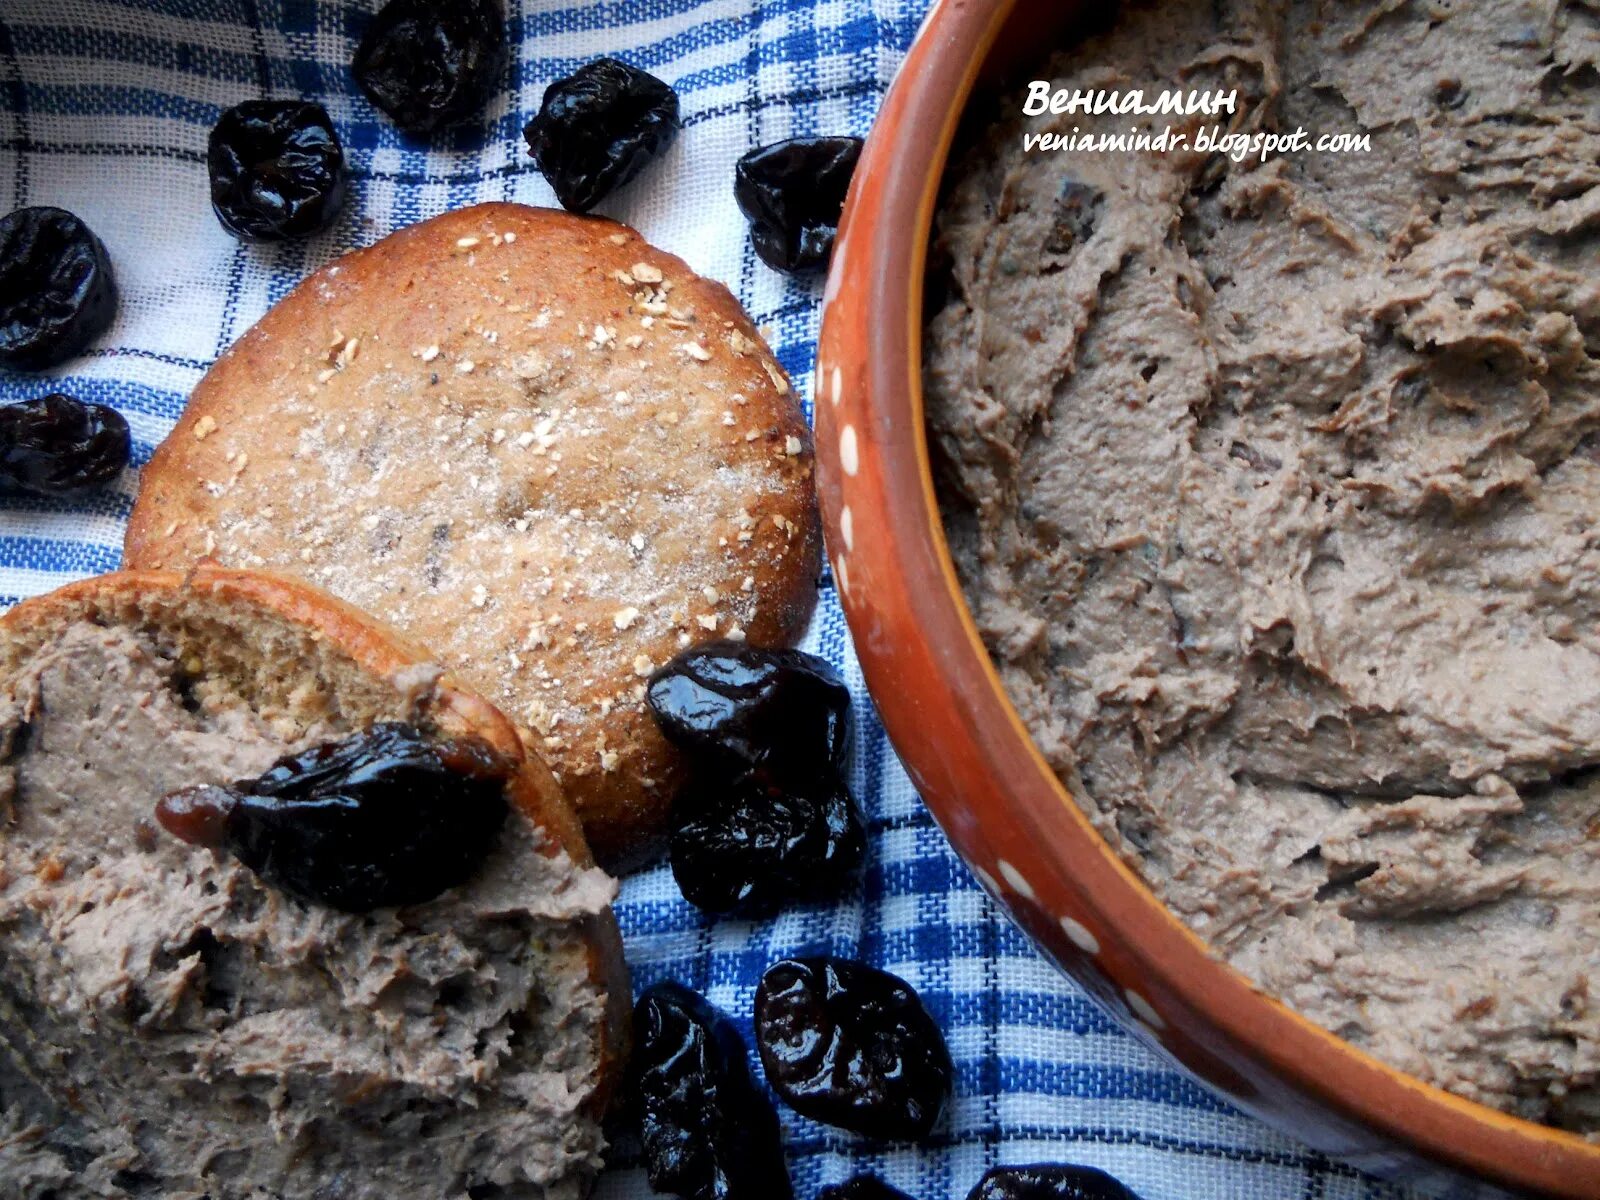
[839,505,854,551]
[997,858,1036,901]
[830,364,843,407]
[1126,987,1167,1031]
[839,424,859,476]
[1060,916,1100,956]
[834,555,850,596]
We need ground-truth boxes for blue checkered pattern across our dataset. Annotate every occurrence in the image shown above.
[0,3,1422,1198]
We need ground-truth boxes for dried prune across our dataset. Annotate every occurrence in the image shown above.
[966,1165,1142,1200]
[524,57,680,213]
[633,980,793,1200]
[819,1175,916,1200]
[155,722,511,912]
[755,957,951,1141]
[0,394,130,494]
[670,767,864,914]
[208,101,347,241]
[0,206,117,370]
[353,0,507,136]
[648,643,851,773]
[734,137,863,273]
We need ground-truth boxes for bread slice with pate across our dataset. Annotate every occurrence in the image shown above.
[0,567,629,1200]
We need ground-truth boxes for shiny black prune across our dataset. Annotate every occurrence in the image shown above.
[819,1175,917,1200]
[208,101,347,242]
[0,394,130,494]
[523,57,680,213]
[155,722,510,912]
[966,1165,1142,1200]
[0,206,117,370]
[633,980,794,1200]
[648,643,851,773]
[755,957,951,1141]
[734,137,863,273]
[353,0,507,136]
[670,767,864,914]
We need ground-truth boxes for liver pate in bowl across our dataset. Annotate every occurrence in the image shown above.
[817,0,1600,1194]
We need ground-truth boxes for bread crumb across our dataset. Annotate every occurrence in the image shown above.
[193,415,217,440]
[471,585,489,608]
[785,436,803,456]
[681,341,712,362]
[697,615,718,631]
[456,236,481,250]
[456,359,476,374]
[608,232,629,245]
[631,262,664,283]
[503,231,517,243]
[420,344,440,362]
[613,606,640,630]
[726,625,747,642]
[632,654,654,677]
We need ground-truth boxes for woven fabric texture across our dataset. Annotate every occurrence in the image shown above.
[0,3,1421,1198]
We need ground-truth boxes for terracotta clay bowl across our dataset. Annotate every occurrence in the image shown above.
[813,1,1600,1196]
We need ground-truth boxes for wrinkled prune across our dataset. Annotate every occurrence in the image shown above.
[819,1175,917,1200]
[0,206,117,370]
[648,643,851,773]
[524,57,680,213]
[756,957,951,1141]
[966,1165,1142,1200]
[155,722,510,911]
[353,0,508,135]
[633,980,794,1200]
[670,767,864,913]
[734,137,863,273]
[0,394,130,494]
[208,101,347,242]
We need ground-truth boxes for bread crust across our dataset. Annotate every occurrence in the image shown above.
[126,203,821,865]
[0,565,630,1120]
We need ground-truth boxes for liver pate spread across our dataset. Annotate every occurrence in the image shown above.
[0,623,616,1198]
[926,0,1600,1132]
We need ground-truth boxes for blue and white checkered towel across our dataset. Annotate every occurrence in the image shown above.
[0,3,1420,1197]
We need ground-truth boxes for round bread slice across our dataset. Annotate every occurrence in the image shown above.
[0,567,629,1200]
[125,203,821,865]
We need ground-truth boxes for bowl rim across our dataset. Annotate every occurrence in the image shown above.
[816,0,1600,1194]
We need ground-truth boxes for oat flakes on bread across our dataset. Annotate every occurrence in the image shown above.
[125,203,822,865]
[0,567,628,1200]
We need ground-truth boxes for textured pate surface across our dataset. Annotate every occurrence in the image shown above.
[926,0,1600,1132]
[0,623,616,1199]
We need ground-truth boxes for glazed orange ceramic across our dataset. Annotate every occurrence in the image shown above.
[814,1,1600,1196]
